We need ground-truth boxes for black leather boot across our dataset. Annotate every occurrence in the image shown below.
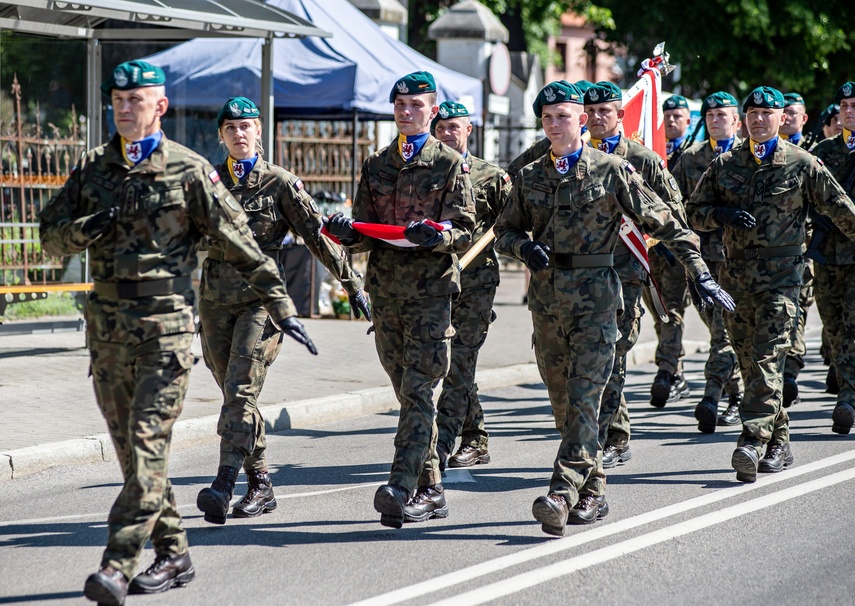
[196,465,238,524]
[650,369,673,407]
[232,469,277,518]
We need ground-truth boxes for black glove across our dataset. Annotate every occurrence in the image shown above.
[651,242,677,266]
[688,272,736,312]
[520,241,550,272]
[404,220,443,248]
[349,290,372,322]
[712,208,756,230]
[82,207,118,239]
[326,212,361,245]
[280,316,318,355]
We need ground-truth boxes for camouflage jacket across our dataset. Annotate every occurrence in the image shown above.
[201,159,362,306]
[672,137,743,262]
[461,153,512,288]
[507,137,551,178]
[347,136,476,300]
[495,145,707,317]
[609,136,687,285]
[686,138,855,293]
[812,134,855,265]
[39,133,296,345]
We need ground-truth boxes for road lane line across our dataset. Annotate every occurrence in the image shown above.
[431,465,855,605]
[349,448,855,606]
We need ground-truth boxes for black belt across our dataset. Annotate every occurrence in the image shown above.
[727,245,805,260]
[548,253,614,269]
[93,276,192,299]
[206,248,279,262]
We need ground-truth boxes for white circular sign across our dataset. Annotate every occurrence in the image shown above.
[489,42,511,96]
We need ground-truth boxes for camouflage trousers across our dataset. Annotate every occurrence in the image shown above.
[601,278,645,452]
[435,280,497,452]
[724,286,798,449]
[785,260,815,378]
[814,263,855,404]
[199,298,284,472]
[643,249,690,375]
[90,332,194,581]
[533,310,617,506]
[697,260,744,400]
[373,295,452,493]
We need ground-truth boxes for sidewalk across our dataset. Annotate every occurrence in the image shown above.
[0,270,716,481]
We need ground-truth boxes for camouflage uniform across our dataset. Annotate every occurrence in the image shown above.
[495,145,708,507]
[812,134,855,420]
[347,136,475,494]
[507,137,551,178]
[39,133,295,581]
[199,159,362,472]
[687,139,855,452]
[673,139,746,402]
[435,155,511,454]
[587,136,686,496]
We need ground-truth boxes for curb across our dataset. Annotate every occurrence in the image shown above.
[0,339,710,483]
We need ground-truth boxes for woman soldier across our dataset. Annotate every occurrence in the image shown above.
[196,97,370,524]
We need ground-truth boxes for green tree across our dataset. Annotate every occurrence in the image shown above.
[407,1,613,66]
[595,0,853,121]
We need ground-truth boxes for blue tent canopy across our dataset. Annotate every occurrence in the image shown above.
[145,0,483,123]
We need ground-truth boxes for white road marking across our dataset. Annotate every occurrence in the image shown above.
[442,469,475,483]
[431,465,855,605]
[349,448,855,606]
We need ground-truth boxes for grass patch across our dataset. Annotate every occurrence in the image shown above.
[2,292,82,321]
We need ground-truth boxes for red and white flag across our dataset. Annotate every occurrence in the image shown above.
[322,219,451,248]
[618,50,672,322]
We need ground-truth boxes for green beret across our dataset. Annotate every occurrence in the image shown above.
[584,81,622,105]
[743,86,785,111]
[100,60,165,97]
[819,103,840,126]
[432,101,469,128]
[532,81,583,118]
[663,95,689,110]
[217,97,260,127]
[701,91,739,115]
[834,82,855,105]
[783,92,806,107]
[389,71,436,102]
[574,80,595,95]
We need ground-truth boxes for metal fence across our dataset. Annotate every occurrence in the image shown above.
[0,75,86,288]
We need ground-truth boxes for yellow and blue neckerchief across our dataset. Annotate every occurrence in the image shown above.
[121,131,162,166]
[784,132,802,146]
[666,135,686,155]
[844,128,855,150]
[589,133,621,154]
[398,132,430,162]
[550,147,583,175]
[750,136,778,164]
[227,154,259,185]
[709,136,735,156]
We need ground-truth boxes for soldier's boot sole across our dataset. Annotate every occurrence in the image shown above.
[196,489,230,525]
[532,499,566,537]
[403,505,449,523]
[83,575,125,606]
[650,381,670,408]
[831,403,855,435]
[374,490,405,529]
[232,496,277,518]
[731,447,759,483]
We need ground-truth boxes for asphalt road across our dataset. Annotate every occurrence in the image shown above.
[1,341,853,606]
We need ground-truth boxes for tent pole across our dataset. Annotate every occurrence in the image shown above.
[351,108,358,201]
[261,37,275,162]
[86,37,102,151]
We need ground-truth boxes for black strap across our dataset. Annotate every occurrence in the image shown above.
[549,253,614,268]
[727,245,804,260]
[93,276,192,299]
